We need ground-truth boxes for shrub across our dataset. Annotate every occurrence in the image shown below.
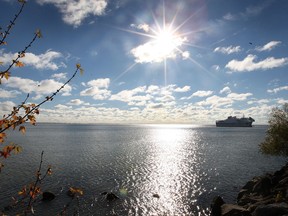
[259,103,288,156]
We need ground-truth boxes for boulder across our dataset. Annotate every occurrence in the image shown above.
[153,194,160,198]
[252,176,272,196]
[253,202,288,216]
[42,191,56,201]
[221,204,251,216]
[106,192,119,201]
[211,196,225,216]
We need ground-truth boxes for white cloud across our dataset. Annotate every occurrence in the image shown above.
[182,51,190,59]
[80,78,111,100]
[0,49,64,70]
[267,86,288,94]
[110,86,149,104]
[196,92,252,108]
[225,54,288,72]
[67,99,89,106]
[219,87,231,94]
[223,13,236,21]
[256,41,281,52]
[223,2,270,21]
[0,88,21,98]
[227,92,252,101]
[36,0,108,28]
[51,73,67,80]
[214,46,242,54]
[55,104,72,110]
[2,77,72,99]
[192,90,213,97]
[0,101,16,112]
[174,86,190,93]
[130,23,150,32]
[197,95,233,108]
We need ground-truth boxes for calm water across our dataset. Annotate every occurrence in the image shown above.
[0,124,286,215]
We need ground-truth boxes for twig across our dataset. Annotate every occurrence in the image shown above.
[0,1,26,45]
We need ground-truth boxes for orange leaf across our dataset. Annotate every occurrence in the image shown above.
[4,72,10,80]
[14,146,22,154]
[19,126,26,134]
[0,133,6,143]
[36,29,42,38]
[15,61,24,67]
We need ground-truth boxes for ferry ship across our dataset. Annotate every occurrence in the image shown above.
[216,116,255,127]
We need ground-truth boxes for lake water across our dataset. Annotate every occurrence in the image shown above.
[0,124,286,215]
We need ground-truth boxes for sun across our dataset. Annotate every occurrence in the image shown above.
[151,28,186,60]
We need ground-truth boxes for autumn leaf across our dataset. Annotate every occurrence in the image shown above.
[0,41,7,46]
[80,68,84,75]
[76,63,81,69]
[28,115,36,125]
[34,109,40,115]
[36,29,42,38]
[14,146,22,154]
[19,126,26,134]
[47,166,52,175]
[18,186,27,196]
[69,187,84,196]
[0,145,14,158]
[4,72,10,80]
[18,0,26,3]
[19,52,25,58]
[0,133,6,143]
[29,186,41,199]
[15,61,24,67]
[0,61,3,65]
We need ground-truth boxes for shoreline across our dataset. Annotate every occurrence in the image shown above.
[211,162,288,216]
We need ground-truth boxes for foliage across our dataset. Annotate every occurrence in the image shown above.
[0,1,83,214]
[259,103,288,156]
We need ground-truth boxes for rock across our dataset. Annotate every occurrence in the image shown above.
[242,179,258,191]
[211,196,225,216]
[252,176,272,196]
[253,202,288,216]
[42,191,56,201]
[3,205,13,211]
[153,194,160,198]
[237,189,249,201]
[106,192,119,201]
[221,204,251,216]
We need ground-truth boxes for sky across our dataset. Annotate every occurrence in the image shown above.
[0,0,287,125]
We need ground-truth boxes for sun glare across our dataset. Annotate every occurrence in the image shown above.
[152,28,186,60]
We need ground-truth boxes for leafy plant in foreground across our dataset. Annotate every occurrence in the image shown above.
[259,103,288,156]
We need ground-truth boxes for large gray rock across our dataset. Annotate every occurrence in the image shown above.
[221,204,251,216]
[252,176,272,196]
[253,202,288,216]
[211,196,225,216]
[42,191,56,201]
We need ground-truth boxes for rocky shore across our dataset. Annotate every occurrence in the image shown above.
[211,163,288,216]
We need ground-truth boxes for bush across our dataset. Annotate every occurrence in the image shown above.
[259,103,288,156]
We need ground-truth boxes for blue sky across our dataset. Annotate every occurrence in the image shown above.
[0,0,287,124]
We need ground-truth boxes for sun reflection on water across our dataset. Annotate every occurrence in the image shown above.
[132,125,211,215]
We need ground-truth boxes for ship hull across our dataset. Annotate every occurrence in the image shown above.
[216,122,253,127]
